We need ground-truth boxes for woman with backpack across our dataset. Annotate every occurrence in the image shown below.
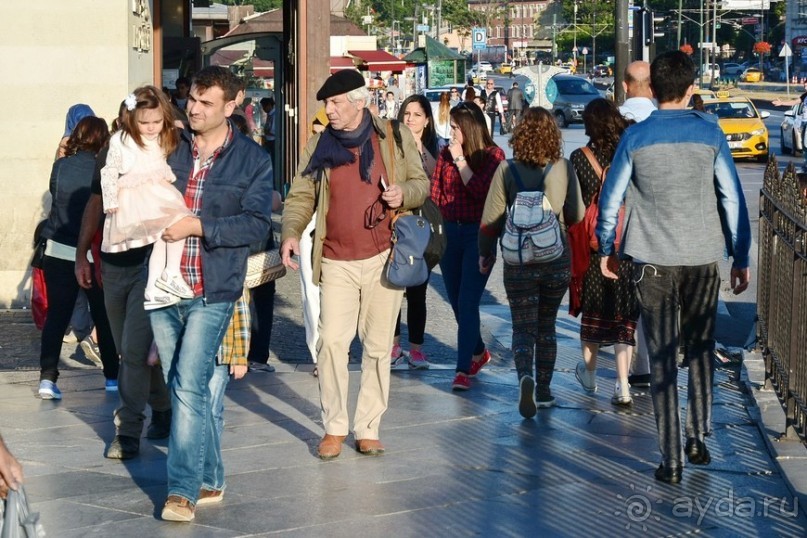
[432,101,505,392]
[478,107,585,416]
[569,98,640,406]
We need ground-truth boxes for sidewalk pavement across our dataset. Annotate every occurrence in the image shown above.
[1,253,806,537]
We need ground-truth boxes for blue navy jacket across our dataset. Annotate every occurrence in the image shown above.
[167,122,274,303]
[596,108,751,269]
[42,151,96,247]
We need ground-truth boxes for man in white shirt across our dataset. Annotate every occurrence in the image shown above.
[618,61,656,389]
[619,61,657,123]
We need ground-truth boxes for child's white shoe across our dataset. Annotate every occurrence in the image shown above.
[155,271,194,299]
[144,289,181,311]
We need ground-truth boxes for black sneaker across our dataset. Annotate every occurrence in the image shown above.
[106,435,139,460]
[654,463,682,484]
[518,376,537,419]
[147,409,172,440]
[628,374,651,388]
[685,438,712,465]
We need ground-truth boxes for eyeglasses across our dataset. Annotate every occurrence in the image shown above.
[365,199,387,229]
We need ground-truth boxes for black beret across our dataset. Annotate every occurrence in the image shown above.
[316,70,366,101]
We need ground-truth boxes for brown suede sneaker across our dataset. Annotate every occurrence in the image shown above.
[197,487,224,506]
[317,434,346,460]
[355,439,385,456]
[162,495,195,522]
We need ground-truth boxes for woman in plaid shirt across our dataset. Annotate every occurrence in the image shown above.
[431,102,505,391]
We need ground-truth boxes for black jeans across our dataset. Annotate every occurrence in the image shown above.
[248,280,276,363]
[634,262,719,468]
[40,255,118,382]
[394,275,429,346]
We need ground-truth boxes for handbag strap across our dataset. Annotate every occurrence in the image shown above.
[581,146,605,182]
[385,121,400,228]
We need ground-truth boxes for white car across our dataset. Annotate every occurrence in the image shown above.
[780,102,805,156]
[476,61,494,73]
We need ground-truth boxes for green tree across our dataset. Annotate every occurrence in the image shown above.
[217,0,282,12]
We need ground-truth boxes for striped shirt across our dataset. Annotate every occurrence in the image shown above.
[180,125,234,296]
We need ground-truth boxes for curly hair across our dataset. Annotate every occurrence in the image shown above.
[192,65,244,102]
[120,85,178,156]
[582,98,630,162]
[450,101,495,172]
[65,116,110,156]
[509,107,562,167]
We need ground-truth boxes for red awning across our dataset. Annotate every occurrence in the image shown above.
[347,50,406,72]
[330,56,356,73]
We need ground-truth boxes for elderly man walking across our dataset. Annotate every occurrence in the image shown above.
[619,61,657,123]
[597,51,751,484]
[281,70,429,460]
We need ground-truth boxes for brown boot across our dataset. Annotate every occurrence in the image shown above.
[317,434,346,460]
[355,438,385,456]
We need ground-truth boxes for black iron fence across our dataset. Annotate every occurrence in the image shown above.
[757,157,807,442]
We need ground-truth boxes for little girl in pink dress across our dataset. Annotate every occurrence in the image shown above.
[101,86,192,310]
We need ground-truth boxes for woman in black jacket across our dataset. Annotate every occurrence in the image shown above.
[38,116,118,399]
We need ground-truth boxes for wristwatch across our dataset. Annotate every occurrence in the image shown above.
[453,155,466,163]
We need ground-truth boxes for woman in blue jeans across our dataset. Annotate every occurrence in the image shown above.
[431,101,505,391]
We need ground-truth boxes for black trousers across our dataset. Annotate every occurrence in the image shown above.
[40,255,118,382]
[634,262,719,467]
[247,280,276,363]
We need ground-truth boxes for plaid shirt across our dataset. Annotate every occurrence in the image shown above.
[218,289,250,366]
[431,145,505,223]
[181,125,234,296]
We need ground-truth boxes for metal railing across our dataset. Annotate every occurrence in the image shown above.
[757,157,807,442]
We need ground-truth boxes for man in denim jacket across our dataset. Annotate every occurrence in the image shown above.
[596,51,751,484]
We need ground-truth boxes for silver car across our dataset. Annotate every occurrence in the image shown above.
[780,102,805,156]
[549,74,601,128]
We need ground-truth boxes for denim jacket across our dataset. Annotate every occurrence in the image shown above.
[597,108,751,269]
[168,124,274,303]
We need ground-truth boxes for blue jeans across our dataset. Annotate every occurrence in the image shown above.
[206,364,230,492]
[150,298,234,503]
[439,222,490,373]
[634,262,719,468]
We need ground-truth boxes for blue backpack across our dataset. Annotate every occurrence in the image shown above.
[499,161,564,265]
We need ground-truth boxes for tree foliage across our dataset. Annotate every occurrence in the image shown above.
[216,0,282,13]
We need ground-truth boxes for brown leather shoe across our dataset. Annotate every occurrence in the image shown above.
[355,438,385,456]
[317,434,346,460]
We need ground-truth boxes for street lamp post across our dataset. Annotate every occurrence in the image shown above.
[573,1,578,64]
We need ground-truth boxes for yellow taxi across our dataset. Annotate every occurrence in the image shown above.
[740,67,764,82]
[701,97,770,162]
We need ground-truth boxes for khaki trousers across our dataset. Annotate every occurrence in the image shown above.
[318,250,403,439]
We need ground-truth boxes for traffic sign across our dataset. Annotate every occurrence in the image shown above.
[472,27,487,50]
[581,47,589,55]
[741,17,758,25]
[780,43,793,58]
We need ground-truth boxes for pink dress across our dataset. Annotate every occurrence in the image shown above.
[100,131,190,253]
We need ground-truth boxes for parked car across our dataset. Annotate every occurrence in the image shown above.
[740,67,764,82]
[548,74,601,128]
[422,84,482,102]
[780,102,805,156]
[475,61,494,73]
[698,63,721,81]
[592,64,612,77]
[722,63,744,77]
[498,63,513,75]
[702,97,770,162]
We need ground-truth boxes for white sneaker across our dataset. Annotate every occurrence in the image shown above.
[155,271,194,299]
[144,290,181,311]
[574,361,597,393]
[611,382,632,406]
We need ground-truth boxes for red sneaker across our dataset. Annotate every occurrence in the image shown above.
[451,372,471,391]
[468,350,491,377]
